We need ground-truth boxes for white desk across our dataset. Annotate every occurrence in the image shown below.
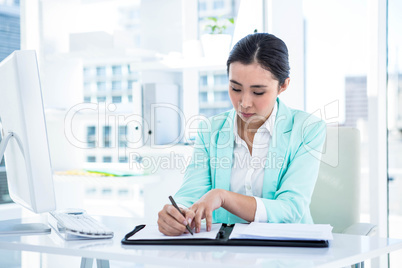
[0,216,402,268]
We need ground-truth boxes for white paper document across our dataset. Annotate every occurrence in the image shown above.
[127,224,221,240]
[230,223,333,241]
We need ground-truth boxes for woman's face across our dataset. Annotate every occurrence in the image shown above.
[228,62,289,130]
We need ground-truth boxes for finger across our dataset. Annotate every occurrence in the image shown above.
[158,215,187,236]
[158,206,187,235]
[194,207,204,233]
[205,209,213,232]
[184,209,196,227]
[166,205,188,225]
[158,220,184,236]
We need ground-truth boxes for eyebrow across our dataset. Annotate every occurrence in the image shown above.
[229,80,267,89]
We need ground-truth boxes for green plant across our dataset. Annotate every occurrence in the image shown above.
[204,17,234,34]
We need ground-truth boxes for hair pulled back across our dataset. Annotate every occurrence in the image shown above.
[227,33,290,86]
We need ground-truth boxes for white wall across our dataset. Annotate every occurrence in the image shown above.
[265,0,305,111]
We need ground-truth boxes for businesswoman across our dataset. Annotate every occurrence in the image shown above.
[158,33,326,236]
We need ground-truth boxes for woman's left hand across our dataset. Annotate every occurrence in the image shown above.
[186,189,225,233]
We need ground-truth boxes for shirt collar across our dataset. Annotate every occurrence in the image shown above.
[233,101,278,145]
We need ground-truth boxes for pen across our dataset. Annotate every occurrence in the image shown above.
[168,195,194,235]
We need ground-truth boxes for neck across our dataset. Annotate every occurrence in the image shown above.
[237,115,265,135]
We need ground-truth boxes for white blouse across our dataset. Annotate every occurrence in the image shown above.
[231,102,278,222]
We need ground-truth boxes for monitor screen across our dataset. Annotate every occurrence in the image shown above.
[0,50,56,214]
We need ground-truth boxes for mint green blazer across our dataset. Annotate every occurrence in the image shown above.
[175,98,326,224]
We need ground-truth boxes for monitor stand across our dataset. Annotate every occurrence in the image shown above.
[0,133,51,236]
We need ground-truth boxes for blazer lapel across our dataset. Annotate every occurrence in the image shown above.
[263,98,293,198]
[214,110,235,191]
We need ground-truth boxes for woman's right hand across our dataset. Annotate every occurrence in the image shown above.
[157,204,193,236]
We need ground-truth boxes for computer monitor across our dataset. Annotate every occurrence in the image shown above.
[0,50,56,235]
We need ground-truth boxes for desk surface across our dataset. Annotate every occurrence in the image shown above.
[0,216,401,268]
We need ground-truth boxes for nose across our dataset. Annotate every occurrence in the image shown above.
[240,92,252,110]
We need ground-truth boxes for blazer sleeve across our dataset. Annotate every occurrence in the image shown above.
[261,120,326,223]
[174,120,212,207]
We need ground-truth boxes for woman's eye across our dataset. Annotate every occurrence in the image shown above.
[231,87,241,92]
[254,92,264,96]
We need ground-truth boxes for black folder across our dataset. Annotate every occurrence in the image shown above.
[121,224,329,248]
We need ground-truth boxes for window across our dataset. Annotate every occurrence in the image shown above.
[84,96,91,103]
[97,96,106,102]
[199,92,208,102]
[101,187,112,195]
[86,187,97,195]
[199,75,208,87]
[213,0,224,10]
[96,66,106,76]
[127,64,133,74]
[87,156,96,162]
[303,0,370,226]
[112,81,122,90]
[83,67,92,77]
[103,126,111,148]
[127,80,135,90]
[118,125,127,147]
[199,72,232,117]
[128,95,133,102]
[0,0,20,61]
[112,96,122,103]
[388,0,402,265]
[87,126,96,148]
[214,91,229,102]
[119,156,128,163]
[118,188,129,196]
[97,82,106,91]
[213,74,228,85]
[199,1,207,12]
[112,65,122,75]
[84,82,91,91]
[103,156,112,163]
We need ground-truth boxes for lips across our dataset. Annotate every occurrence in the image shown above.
[240,112,255,118]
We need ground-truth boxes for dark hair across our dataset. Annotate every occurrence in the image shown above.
[227,33,290,86]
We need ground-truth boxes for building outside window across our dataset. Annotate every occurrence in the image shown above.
[103,126,111,148]
[0,1,20,62]
[97,81,106,91]
[197,0,239,117]
[127,64,133,74]
[112,96,122,103]
[87,156,96,162]
[83,67,92,77]
[0,0,20,206]
[199,75,208,86]
[103,156,112,163]
[198,71,232,117]
[118,125,127,147]
[199,1,207,11]
[213,0,225,10]
[112,81,122,90]
[213,74,228,85]
[112,65,122,75]
[84,82,91,91]
[97,96,106,102]
[127,80,135,90]
[96,66,106,76]
[119,156,128,163]
[87,126,96,148]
